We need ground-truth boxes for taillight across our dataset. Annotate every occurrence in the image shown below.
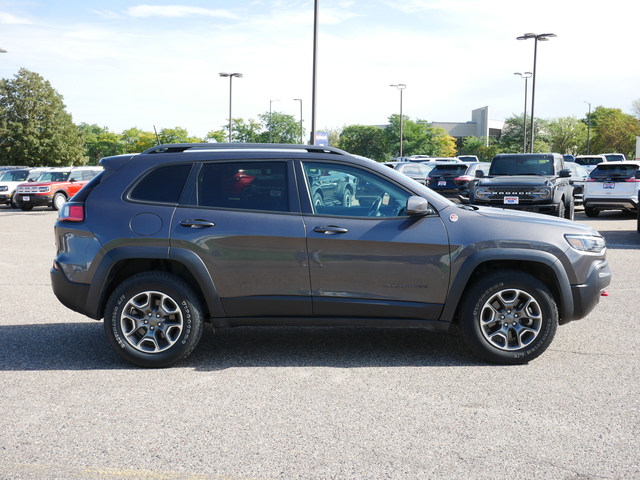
[586,178,595,182]
[58,203,84,222]
[455,175,473,181]
[624,178,640,182]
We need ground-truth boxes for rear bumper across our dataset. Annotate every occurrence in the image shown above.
[14,193,53,208]
[583,197,638,210]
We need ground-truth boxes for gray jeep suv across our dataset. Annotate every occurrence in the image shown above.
[51,144,611,367]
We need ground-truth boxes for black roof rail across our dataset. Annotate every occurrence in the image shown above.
[141,143,350,156]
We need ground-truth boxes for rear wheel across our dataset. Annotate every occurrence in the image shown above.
[564,198,575,221]
[104,272,204,368]
[20,204,33,211]
[584,206,599,217]
[459,270,558,365]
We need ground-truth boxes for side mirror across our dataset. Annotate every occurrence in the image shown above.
[559,169,571,178]
[475,170,485,178]
[406,196,432,216]
[635,171,640,180]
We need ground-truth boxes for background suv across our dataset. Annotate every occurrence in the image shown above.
[51,144,610,367]
[427,162,489,203]
[14,166,102,211]
[583,161,640,217]
[0,167,48,208]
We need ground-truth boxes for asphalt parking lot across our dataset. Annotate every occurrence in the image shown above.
[0,205,638,480]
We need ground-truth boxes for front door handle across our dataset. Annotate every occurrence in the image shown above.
[313,226,348,234]
[179,219,216,229]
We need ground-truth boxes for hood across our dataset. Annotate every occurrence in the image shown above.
[467,204,596,233]
[478,175,552,187]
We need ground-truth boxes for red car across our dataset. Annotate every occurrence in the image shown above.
[14,167,102,211]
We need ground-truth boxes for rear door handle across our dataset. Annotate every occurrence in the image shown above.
[313,226,349,234]
[179,219,216,229]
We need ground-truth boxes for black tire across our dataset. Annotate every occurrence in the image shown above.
[20,204,33,211]
[342,187,353,207]
[555,201,565,218]
[104,272,204,368]
[52,192,66,211]
[312,192,323,207]
[637,208,640,233]
[564,198,575,221]
[459,270,558,365]
[584,206,599,217]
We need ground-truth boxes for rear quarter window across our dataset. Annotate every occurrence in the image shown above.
[129,164,192,204]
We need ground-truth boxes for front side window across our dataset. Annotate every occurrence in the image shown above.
[303,162,411,217]
[197,161,289,212]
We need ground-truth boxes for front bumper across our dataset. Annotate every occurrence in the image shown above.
[14,193,53,208]
[566,259,611,323]
[473,201,558,214]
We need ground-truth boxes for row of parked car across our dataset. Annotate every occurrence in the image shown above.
[0,166,103,211]
[386,152,639,231]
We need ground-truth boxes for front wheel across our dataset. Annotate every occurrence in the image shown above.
[564,198,575,221]
[104,272,204,367]
[52,192,67,211]
[459,270,558,365]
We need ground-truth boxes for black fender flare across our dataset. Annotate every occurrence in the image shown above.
[440,248,574,323]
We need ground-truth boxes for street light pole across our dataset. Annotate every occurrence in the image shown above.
[219,72,243,143]
[390,84,406,158]
[585,101,592,154]
[517,33,556,153]
[310,0,319,145]
[269,99,279,143]
[294,98,303,144]
[514,72,532,153]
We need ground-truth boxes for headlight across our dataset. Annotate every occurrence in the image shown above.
[38,186,50,193]
[537,187,551,199]
[0,186,7,192]
[565,234,606,253]
[475,188,487,198]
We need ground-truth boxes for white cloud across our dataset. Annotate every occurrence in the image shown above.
[0,11,33,24]
[125,5,240,20]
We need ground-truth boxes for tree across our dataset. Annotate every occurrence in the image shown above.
[205,129,227,143]
[499,114,550,153]
[121,127,158,153]
[384,115,458,158]
[227,118,262,143]
[546,117,588,155]
[257,111,300,144]
[588,106,640,158]
[79,123,126,165]
[0,68,85,166]
[158,127,202,144]
[337,125,387,161]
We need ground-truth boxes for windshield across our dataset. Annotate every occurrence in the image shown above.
[0,170,29,182]
[489,157,553,176]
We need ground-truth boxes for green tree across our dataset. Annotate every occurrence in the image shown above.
[384,115,457,158]
[0,68,85,166]
[257,111,300,144]
[79,123,126,165]
[121,127,158,153]
[588,106,640,158]
[499,114,550,153]
[228,118,262,143]
[337,125,388,161]
[547,117,588,155]
[158,127,202,144]
[205,129,227,143]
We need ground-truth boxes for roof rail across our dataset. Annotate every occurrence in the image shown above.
[141,143,349,156]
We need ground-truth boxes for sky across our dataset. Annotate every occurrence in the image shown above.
[0,0,638,140]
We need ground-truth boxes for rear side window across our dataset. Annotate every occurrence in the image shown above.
[197,161,289,212]
[129,164,192,204]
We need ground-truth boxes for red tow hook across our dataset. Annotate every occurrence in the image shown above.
[601,291,610,297]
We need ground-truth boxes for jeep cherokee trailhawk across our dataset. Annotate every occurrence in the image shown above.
[51,144,611,367]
